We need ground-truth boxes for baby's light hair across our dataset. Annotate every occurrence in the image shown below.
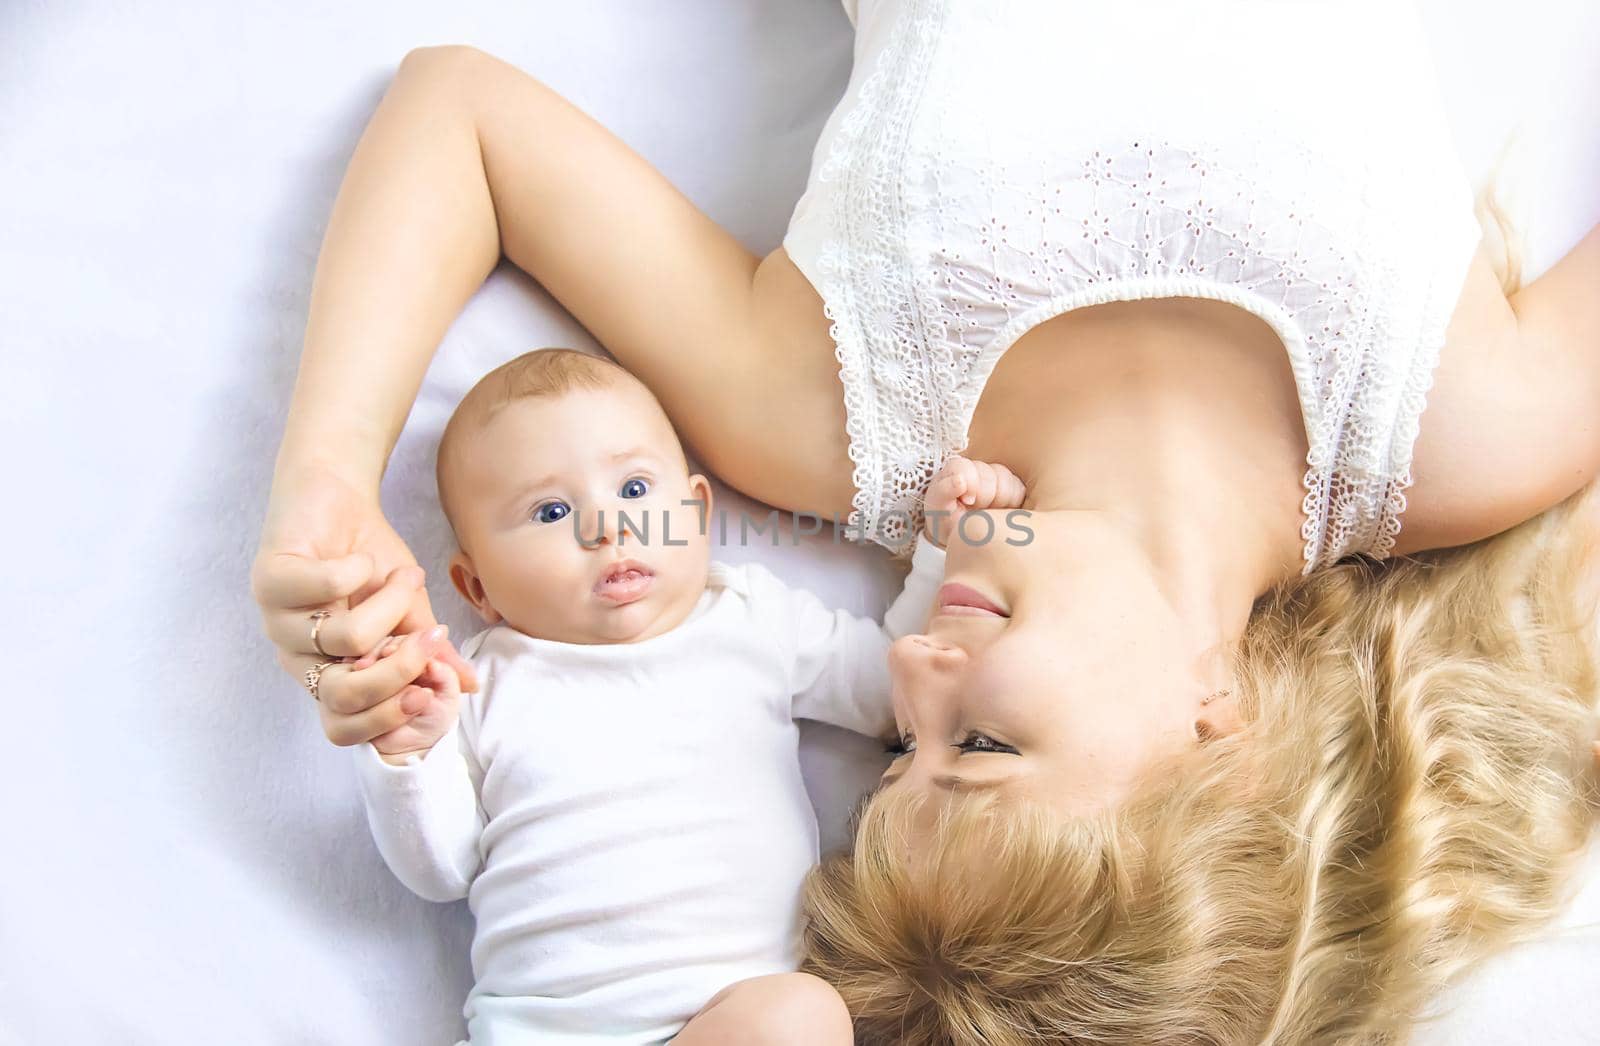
[805,481,1600,1045]
[436,348,658,545]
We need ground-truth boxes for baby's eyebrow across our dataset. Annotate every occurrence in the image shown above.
[501,475,561,511]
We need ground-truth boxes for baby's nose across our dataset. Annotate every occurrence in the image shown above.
[574,507,618,548]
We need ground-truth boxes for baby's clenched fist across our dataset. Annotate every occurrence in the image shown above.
[362,632,464,766]
[922,454,1027,548]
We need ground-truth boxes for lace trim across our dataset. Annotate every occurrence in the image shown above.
[810,0,947,556]
[941,276,1329,572]
[802,0,1475,571]
[1370,215,1484,561]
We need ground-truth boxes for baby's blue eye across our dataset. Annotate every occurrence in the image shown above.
[620,478,649,499]
[534,501,571,524]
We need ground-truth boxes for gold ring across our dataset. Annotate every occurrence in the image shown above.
[310,609,334,658]
[304,659,339,702]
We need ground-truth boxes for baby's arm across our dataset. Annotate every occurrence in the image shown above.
[349,657,487,902]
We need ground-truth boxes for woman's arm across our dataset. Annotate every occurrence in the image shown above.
[1395,223,1600,555]
[279,44,778,487]
[259,45,846,733]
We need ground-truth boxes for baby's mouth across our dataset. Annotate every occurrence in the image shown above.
[594,560,655,606]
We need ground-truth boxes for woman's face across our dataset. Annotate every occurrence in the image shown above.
[883,510,1215,814]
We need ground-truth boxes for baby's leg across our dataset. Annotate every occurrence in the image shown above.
[673,973,852,1045]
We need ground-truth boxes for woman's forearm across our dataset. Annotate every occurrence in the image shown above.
[277,48,502,494]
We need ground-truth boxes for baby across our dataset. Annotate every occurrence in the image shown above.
[345,348,1022,1044]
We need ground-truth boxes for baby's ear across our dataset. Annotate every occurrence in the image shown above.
[686,473,714,530]
[448,550,501,626]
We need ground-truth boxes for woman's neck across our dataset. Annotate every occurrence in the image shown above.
[964,296,1311,673]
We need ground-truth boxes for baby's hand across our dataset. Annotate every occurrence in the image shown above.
[922,454,1027,548]
[364,633,463,766]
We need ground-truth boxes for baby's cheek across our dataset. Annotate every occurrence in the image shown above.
[656,508,714,588]
[490,548,571,612]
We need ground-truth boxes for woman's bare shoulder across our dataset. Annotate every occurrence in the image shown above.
[1396,231,1600,556]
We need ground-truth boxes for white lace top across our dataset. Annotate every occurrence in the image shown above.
[784,0,1484,573]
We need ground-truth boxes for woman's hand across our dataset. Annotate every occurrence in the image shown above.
[297,625,459,750]
[922,454,1027,548]
[251,462,479,745]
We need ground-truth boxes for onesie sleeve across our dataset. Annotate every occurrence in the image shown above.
[748,536,946,736]
[883,535,946,640]
[350,718,486,903]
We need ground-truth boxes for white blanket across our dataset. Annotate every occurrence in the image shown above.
[2,1,1595,1042]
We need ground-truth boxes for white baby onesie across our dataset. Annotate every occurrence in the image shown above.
[351,541,945,1046]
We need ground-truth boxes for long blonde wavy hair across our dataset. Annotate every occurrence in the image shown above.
[801,159,1600,1045]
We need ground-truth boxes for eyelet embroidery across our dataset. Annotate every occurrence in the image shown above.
[791,0,1482,571]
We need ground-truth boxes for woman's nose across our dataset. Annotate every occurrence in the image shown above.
[890,633,965,670]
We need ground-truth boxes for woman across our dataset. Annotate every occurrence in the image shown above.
[253,0,1600,1040]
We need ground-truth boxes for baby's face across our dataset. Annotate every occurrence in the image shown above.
[446,381,713,644]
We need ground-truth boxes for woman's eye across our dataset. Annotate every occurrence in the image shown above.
[533,501,571,524]
[883,733,916,757]
[955,733,1019,755]
[620,478,649,499]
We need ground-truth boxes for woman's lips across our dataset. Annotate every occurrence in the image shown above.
[594,560,655,605]
[936,582,1009,618]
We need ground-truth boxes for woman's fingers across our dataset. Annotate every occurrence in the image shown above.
[251,550,375,611]
[264,565,425,659]
[386,588,479,693]
[322,565,428,657]
[349,625,480,695]
[312,625,449,716]
[321,686,429,747]
[353,633,409,670]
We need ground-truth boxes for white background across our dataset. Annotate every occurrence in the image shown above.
[1,1,1596,1043]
